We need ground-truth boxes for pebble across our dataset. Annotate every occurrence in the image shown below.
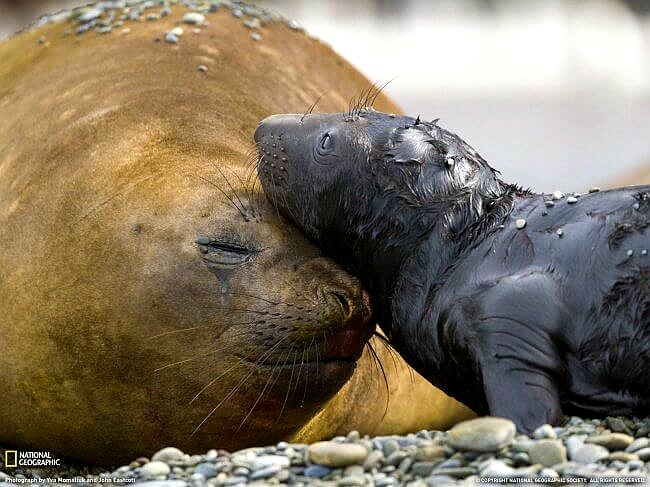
[626,437,649,452]
[250,33,262,41]
[589,186,601,193]
[635,447,650,461]
[182,12,205,25]
[304,464,330,478]
[556,228,564,237]
[532,424,557,439]
[164,32,178,43]
[567,196,578,203]
[194,462,217,478]
[307,441,368,467]
[479,459,515,477]
[571,443,610,464]
[140,460,171,478]
[585,432,634,450]
[515,218,526,229]
[252,454,290,469]
[152,447,185,463]
[170,27,183,37]
[198,65,208,73]
[544,200,555,207]
[529,439,567,467]
[552,190,564,200]
[446,417,516,452]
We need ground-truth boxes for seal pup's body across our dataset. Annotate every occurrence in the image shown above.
[255,109,650,431]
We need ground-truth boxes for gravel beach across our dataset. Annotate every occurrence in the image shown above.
[2,416,649,485]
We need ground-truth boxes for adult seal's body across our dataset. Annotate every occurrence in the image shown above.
[0,3,471,465]
[256,109,650,432]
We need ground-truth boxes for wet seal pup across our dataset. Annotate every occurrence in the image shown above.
[256,108,650,432]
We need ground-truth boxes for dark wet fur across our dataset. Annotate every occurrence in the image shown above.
[255,109,650,432]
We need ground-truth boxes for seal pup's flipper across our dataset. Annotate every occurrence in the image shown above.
[474,273,565,432]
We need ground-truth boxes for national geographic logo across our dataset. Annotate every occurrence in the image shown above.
[2,450,61,467]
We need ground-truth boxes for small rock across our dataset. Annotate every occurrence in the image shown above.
[152,447,185,463]
[198,65,208,73]
[571,444,609,464]
[529,439,567,467]
[194,462,218,478]
[446,417,516,452]
[479,459,515,477]
[411,461,436,477]
[585,433,634,450]
[538,468,559,479]
[626,438,649,453]
[250,465,280,480]
[252,455,290,470]
[140,460,171,479]
[552,190,564,200]
[164,32,179,43]
[588,187,601,193]
[532,424,557,439]
[515,218,527,229]
[381,439,400,457]
[634,447,650,461]
[182,12,205,25]
[338,475,366,486]
[556,228,564,237]
[170,27,184,37]
[78,8,103,22]
[567,196,578,204]
[414,445,445,461]
[308,441,368,467]
[250,33,262,41]
[121,28,131,35]
[244,18,261,29]
[362,449,384,469]
[432,467,476,479]
[544,200,555,207]
[606,451,639,462]
[304,465,330,478]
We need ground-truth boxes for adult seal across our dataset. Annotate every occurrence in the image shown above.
[256,108,650,433]
[0,3,471,465]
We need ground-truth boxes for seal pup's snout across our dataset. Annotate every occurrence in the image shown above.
[254,114,301,143]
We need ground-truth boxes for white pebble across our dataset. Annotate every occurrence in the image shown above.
[140,461,170,478]
[552,191,564,200]
[589,187,601,193]
[567,196,578,204]
[556,228,564,237]
[182,12,205,25]
[170,27,184,36]
[198,65,208,73]
[515,219,527,229]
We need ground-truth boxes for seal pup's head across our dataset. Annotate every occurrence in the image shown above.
[255,109,510,305]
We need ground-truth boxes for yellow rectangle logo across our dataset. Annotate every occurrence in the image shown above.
[4,450,17,468]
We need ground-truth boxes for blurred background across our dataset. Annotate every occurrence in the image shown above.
[1,0,649,190]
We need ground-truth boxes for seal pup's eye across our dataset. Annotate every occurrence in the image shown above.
[318,133,334,154]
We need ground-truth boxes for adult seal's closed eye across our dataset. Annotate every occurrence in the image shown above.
[256,108,650,433]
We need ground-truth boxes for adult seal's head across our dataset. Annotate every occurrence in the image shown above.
[0,4,473,465]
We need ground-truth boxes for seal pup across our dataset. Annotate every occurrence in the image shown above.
[256,108,650,432]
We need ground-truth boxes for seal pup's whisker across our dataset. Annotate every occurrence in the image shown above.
[366,339,390,418]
